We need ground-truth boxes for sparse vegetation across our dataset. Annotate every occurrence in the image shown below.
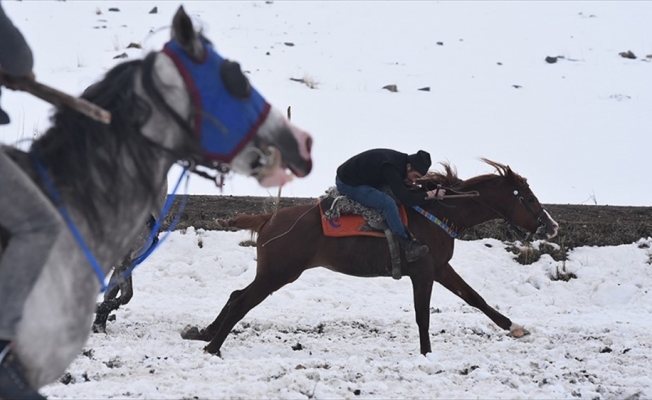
[289,75,319,89]
[112,35,123,51]
[548,260,578,282]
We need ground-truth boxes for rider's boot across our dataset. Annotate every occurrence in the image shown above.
[398,235,429,262]
[0,340,47,400]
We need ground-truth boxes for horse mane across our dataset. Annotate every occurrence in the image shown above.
[29,54,162,238]
[466,157,528,187]
[418,161,461,187]
[416,158,526,191]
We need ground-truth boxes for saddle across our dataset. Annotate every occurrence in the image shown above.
[318,187,408,280]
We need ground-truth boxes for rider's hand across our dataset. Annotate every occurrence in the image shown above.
[427,188,446,199]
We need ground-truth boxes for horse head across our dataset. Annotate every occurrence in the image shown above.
[137,6,312,187]
[474,158,559,240]
[420,159,559,240]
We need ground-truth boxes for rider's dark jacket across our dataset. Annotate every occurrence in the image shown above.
[336,148,430,207]
[0,1,33,124]
[0,2,33,76]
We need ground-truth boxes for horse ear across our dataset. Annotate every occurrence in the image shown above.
[171,6,205,61]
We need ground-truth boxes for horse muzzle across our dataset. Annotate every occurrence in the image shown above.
[243,108,313,187]
[533,210,559,240]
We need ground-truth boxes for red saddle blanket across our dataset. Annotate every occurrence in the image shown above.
[318,200,408,238]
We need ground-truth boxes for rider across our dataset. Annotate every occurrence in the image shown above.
[0,2,61,398]
[335,148,445,262]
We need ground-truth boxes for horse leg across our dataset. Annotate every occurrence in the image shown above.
[92,267,120,333]
[434,262,528,337]
[92,257,133,333]
[181,288,246,342]
[409,274,435,355]
[203,276,289,356]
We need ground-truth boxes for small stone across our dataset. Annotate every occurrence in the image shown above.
[382,84,398,92]
[148,7,157,14]
[619,50,636,59]
[545,56,558,64]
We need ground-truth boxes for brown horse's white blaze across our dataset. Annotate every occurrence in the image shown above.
[542,210,559,239]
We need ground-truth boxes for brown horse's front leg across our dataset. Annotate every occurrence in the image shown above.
[434,262,527,336]
[409,274,434,355]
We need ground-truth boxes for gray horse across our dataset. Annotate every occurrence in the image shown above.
[0,6,313,394]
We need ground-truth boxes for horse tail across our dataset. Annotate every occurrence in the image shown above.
[216,214,272,233]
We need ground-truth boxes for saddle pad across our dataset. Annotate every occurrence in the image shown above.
[318,200,408,238]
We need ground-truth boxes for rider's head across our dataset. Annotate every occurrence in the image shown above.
[407,150,431,177]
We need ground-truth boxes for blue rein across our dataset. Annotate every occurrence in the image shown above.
[34,155,188,292]
[107,169,190,293]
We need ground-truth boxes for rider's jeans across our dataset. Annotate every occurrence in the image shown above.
[335,177,408,239]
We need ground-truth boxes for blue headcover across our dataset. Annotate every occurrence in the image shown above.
[163,38,270,163]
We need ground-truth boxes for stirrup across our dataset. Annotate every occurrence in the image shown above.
[368,220,402,280]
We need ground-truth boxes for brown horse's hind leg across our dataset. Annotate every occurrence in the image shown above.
[409,275,434,355]
[434,262,518,334]
[203,277,284,356]
[182,288,247,342]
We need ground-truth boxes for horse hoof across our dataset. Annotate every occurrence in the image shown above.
[509,324,530,338]
[92,324,107,334]
[180,325,200,340]
[203,345,222,358]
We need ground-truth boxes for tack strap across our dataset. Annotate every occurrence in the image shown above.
[33,156,108,291]
[412,205,458,238]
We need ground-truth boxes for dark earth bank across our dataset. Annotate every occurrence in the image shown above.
[162,196,652,257]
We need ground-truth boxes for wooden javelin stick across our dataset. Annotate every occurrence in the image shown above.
[269,105,292,225]
[2,75,111,124]
[424,192,480,200]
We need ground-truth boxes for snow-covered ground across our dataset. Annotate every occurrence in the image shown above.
[41,229,652,399]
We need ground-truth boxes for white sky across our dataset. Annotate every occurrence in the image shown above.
[1,1,650,206]
[0,2,651,398]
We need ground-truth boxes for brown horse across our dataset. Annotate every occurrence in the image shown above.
[181,159,559,356]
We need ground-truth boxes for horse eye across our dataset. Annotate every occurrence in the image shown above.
[513,190,518,196]
[220,60,251,99]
